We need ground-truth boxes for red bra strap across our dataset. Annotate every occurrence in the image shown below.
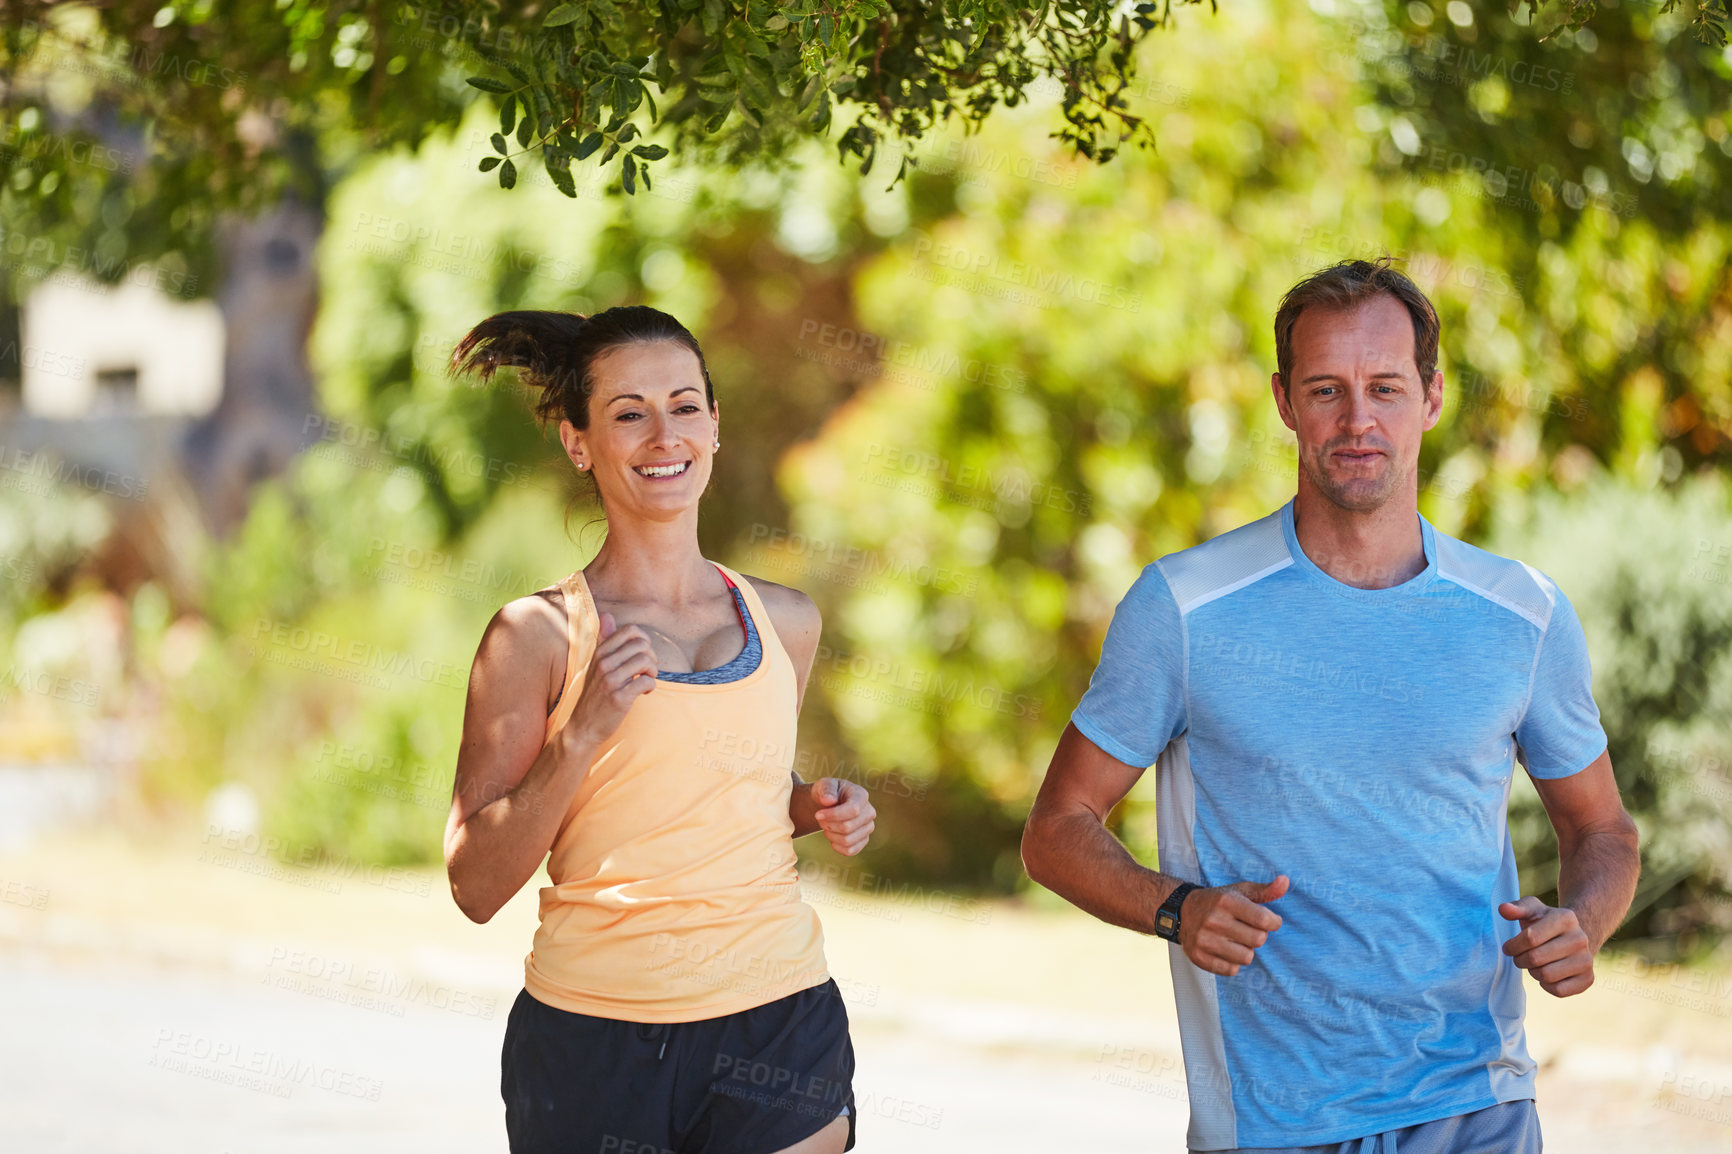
[712,563,746,634]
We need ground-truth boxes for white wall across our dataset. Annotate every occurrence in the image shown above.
[19,274,223,417]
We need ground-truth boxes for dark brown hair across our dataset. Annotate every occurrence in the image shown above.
[446,305,715,430]
[1273,257,1440,393]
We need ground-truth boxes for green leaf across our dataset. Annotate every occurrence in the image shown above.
[766,14,789,30]
[500,96,517,137]
[516,112,534,148]
[631,144,669,160]
[499,158,517,189]
[544,3,583,26]
[576,131,604,160]
[479,156,502,171]
[889,153,910,191]
[544,151,577,198]
[736,23,770,57]
[623,153,637,194]
[466,76,512,94]
[490,132,509,154]
[797,72,825,112]
[742,56,778,104]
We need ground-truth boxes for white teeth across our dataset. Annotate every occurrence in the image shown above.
[635,462,688,477]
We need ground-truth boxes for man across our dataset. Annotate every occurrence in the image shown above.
[1021,258,1640,1153]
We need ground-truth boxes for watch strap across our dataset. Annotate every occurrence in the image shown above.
[1154,881,1199,942]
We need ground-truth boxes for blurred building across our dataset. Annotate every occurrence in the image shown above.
[0,198,324,604]
[19,275,225,418]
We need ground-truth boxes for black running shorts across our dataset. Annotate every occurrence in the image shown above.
[502,979,857,1154]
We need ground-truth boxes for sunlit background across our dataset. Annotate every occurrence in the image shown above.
[2,0,1730,1149]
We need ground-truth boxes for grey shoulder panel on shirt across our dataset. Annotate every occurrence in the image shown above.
[1158,507,1294,616]
[1433,533,1557,632]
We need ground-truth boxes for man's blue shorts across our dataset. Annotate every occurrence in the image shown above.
[1192,1098,1541,1154]
[502,979,856,1154]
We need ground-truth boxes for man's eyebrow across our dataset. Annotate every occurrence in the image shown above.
[1297,369,1411,384]
[605,386,703,406]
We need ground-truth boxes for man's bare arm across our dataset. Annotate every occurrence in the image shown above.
[1021,722,1178,933]
[1501,748,1641,996]
[1022,723,1286,976]
[1540,749,1642,949]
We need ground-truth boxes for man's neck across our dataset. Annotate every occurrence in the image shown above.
[1290,485,1427,590]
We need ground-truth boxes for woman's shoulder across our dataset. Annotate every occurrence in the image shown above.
[474,582,572,710]
[497,579,572,634]
[732,570,821,644]
[730,569,815,611]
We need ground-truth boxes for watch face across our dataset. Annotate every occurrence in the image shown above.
[1157,911,1177,935]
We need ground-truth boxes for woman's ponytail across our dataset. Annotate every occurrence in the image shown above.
[447,305,713,432]
[447,310,592,428]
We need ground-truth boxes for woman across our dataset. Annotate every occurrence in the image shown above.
[442,306,876,1154]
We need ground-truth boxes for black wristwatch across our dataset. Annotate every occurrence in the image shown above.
[1154,881,1199,942]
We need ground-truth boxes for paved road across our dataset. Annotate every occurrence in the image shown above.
[0,947,1188,1153]
[3,820,1728,1154]
[8,943,1732,1152]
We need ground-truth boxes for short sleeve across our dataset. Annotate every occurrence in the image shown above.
[1070,561,1188,768]
[1515,583,1608,779]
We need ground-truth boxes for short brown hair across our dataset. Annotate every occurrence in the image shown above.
[1273,257,1440,392]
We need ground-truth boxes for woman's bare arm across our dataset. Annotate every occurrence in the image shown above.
[747,574,875,853]
[745,575,822,713]
[443,592,656,924]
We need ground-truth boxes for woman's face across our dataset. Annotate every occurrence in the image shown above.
[560,340,717,520]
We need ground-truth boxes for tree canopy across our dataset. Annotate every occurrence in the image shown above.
[2,0,1728,296]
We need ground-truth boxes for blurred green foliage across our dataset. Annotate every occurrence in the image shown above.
[156,446,574,864]
[771,0,1732,930]
[0,0,1725,951]
[1490,474,1732,948]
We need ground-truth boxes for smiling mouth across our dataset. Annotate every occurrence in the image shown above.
[633,460,691,478]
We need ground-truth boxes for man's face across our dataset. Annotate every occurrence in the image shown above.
[1272,293,1443,514]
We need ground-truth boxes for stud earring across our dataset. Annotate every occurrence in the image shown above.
[577,462,588,470]
[713,437,720,450]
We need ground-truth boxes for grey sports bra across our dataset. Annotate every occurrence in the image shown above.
[655,571,763,684]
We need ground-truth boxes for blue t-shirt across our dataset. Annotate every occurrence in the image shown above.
[1070,498,1607,1150]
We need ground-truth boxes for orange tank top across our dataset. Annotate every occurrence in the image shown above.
[522,560,830,1022]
